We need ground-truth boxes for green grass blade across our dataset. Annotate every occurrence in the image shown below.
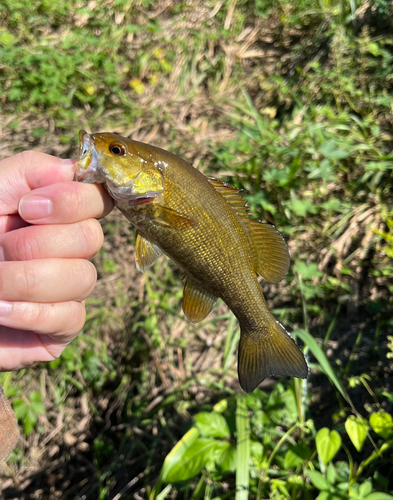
[294,328,354,410]
[236,394,250,500]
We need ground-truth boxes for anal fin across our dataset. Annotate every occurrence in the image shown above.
[183,279,217,323]
[135,233,162,272]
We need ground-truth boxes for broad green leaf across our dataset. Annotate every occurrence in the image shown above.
[365,493,393,500]
[250,440,263,463]
[359,480,372,497]
[307,470,329,491]
[284,443,312,469]
[194,412,230,439]
[162,437,221,483]
[220,445,236,473]
[316,428,341,465]
[205,441,231,472]
[160,427,199,482]
[369,412,393,439]
[326,463,336,485]
[345,415,369,452]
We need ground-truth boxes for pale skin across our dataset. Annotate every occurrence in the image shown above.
[0,151,114,371]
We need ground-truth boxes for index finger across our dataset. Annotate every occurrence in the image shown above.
[0,151,75,215]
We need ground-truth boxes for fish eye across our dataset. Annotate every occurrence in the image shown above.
[109,143,126,156]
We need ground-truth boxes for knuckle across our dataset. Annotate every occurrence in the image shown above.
[79,219,104,257]
[20,263,38,298]
[72,260,97,299]
[11,228,40,260]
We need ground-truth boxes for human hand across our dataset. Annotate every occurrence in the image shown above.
[0,151,114,371]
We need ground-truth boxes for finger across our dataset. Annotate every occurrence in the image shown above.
[0,327,78,371]
[0,151,75,214]
[19,181,114,224]
[0,259,97,302]
[0,219,104,261]
[0,300,86,343]
[0,214,29,235]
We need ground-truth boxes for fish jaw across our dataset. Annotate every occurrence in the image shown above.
[74,131,164,205]
[75,131,106,184]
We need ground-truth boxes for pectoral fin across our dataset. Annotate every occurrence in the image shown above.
[155,205,198,230]
[245,220,290,283]
[238,319,309,393]
[135,233,162,272]
[183,280,217,323]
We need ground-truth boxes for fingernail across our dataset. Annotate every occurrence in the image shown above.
[0,301,12,317]
[60,158,77,166]
[0,247,4,262]
[19,195,53,220]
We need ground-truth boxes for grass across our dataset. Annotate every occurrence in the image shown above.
[1,0,393,498]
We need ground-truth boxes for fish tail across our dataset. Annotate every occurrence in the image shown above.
[238,319,309,393]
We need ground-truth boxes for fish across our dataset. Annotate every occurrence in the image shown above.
[75,130,309,392]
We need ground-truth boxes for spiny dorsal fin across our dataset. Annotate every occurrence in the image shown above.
[206,177,250,217]
[183,279,217,323]
[245,220,290,283]
[135,233,162,272]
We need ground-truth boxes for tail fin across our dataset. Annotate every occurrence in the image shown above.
[238,320,309,393]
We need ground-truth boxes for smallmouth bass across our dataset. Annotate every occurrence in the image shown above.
[75,131,308,392]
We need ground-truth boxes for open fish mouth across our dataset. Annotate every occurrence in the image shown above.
[75,131,105,184]
[74,131,163,204]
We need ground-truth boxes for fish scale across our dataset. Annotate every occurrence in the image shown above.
[75,131,309,392]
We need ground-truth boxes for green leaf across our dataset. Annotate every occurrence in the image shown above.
[205,441,232,472]
[359,480,372,497]
[316,428,342,465]
[284,443,312,469]
[369,412,393,439]
[307,470,329,491]
[365,493,393,500]
[160,427,199,482]
[319,140,351,160]
[326,463,336,485]
[162,437,220,483]
[291,198,318,217]
[220,445,236,473]
[293,262,323,280]
[345,415,369,452]
[194,412,230,439]
[250,440,264,463]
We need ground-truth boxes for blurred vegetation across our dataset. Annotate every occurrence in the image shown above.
[1,0,393,499]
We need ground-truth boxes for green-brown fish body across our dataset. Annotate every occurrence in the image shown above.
[75,131,308,392]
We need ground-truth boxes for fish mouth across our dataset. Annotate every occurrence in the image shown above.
[74,131,163,205]
[74,131,105,184]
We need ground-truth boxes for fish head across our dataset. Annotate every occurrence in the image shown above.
[75,130,164,205]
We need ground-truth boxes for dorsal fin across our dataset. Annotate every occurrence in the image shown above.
[207,176,290,283]
[245,220,290,283]
[206,177,250,217]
